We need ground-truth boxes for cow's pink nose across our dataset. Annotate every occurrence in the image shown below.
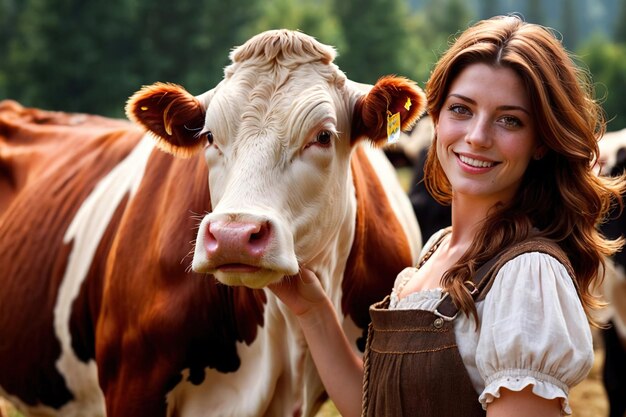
[205,220,271,259]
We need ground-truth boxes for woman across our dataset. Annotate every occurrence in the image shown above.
[270,15,625,416]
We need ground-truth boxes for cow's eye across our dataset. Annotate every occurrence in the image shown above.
[205,131,214,145]
[316,130,332,146]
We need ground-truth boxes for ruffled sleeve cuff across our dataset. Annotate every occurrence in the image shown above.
[479,368,572,414]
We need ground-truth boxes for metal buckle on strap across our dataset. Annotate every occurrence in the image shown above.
[464,280,479,296]
[433,292,458,321]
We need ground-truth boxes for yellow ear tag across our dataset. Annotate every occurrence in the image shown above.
[404,97,412,111]
[387,111,401,144]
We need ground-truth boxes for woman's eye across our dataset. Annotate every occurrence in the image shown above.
[500,116,522,128]
[316,130,332,146]
[448,104,470,115]
[205,131,214,145]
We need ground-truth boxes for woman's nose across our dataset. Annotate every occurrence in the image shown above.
[465,118,492,148]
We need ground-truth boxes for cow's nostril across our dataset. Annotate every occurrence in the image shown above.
[248,222,271,254]
[204,219,272,258]
[204,225,218,251]
[250,222,269,241]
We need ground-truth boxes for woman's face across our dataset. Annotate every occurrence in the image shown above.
[436,63,542,206]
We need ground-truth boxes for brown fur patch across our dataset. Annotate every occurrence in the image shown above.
[342,146,414,341]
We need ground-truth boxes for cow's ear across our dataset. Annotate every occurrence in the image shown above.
[352,76,426,146]
[126,83,206,158]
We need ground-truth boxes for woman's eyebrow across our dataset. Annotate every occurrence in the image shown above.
[447,93,530,115]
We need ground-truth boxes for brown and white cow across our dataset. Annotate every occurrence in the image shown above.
[0,30,425,417]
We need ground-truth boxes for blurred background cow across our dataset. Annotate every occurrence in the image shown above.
[597,128,626,417]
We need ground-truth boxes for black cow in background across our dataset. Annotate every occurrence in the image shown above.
[407,146,451,242]
[598,128,626,417]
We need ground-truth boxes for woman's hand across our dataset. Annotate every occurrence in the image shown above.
[269,268,328,317]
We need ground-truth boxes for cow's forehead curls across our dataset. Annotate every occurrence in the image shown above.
[229,29,336,67]
[223,30,346,94]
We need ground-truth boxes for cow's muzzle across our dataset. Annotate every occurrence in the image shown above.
[192,212,299,288]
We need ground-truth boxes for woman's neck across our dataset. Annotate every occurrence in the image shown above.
[448,194,496,249]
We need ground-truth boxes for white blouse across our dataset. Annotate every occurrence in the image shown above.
[389,229,594,415]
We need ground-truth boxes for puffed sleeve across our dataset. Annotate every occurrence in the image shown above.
[476,252,594,415]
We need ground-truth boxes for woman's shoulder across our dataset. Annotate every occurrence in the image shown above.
[494,250,576,293]
[501,236,574,276]
[473,236,576,304]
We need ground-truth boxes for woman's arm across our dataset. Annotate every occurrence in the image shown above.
[270,269,364,417]
[486,387,561,417]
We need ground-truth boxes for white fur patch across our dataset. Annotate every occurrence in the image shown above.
[47,136,154,417]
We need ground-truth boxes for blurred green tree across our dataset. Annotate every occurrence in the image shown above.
[2,0,624,126]
[332,0,413,84]
[0,0,23,96]
[562,0,579,50]
[402,0,474,85]
[527,0,546,25]
[423,0,474,40]
[400,12,439,86]
[6,0,138,116]
[615,0,626,43]
[133,0,259,99]
[4,0,259,117]
[480,0,500,20]
[247,0,345,50]
[579,35,626,130]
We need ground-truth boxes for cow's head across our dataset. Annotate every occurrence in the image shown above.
[127,30,425,288]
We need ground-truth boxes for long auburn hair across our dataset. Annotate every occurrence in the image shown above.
[424,15,625,324]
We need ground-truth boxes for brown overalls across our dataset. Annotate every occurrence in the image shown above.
[361,236,575,417]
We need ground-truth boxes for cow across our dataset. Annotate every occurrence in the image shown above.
[0,29,425,417]
[597,127,626,417]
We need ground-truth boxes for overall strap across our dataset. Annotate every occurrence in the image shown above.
[475,237,575,302]
[435,237,575,320]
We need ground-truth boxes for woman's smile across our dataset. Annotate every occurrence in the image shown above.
[456,152,498,169]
